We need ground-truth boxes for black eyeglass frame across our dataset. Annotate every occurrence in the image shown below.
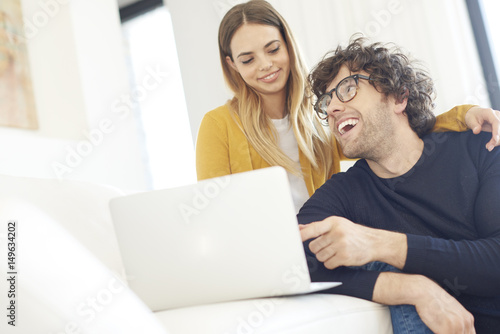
[314,74,372,123]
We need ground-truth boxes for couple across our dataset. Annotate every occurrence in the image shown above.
[196,1,500,333]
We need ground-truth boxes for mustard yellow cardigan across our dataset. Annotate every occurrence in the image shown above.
[196,104,472,196]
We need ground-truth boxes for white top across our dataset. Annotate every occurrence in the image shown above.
[271,115,310,213]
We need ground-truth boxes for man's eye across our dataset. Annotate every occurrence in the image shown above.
[342,85,357,98]
[346,85,356,93]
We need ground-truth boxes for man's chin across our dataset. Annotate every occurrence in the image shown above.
[339,141,365,160]
[343,151,359,160]
[340,145,358,159]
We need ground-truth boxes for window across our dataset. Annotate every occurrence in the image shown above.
[466,0,500,109]
[122,6,196,189]
[480,0,500,90]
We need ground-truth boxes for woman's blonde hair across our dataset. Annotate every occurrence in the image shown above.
[218,0,333,178]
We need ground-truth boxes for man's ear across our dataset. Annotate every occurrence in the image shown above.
[226,56,238,72]
[395,87,409,115]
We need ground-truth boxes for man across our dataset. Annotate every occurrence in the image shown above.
[299,37,500,334]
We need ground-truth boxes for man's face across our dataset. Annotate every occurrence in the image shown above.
[325,65,396,160]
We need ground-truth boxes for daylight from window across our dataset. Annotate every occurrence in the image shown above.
[481,0,500,89]
[122,6,196,189]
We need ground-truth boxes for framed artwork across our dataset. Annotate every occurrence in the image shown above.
[0,0,38,129]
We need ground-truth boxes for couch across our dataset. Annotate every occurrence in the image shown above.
[0,174,392,333]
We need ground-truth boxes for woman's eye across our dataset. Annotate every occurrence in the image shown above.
[241,58,253,64]
[269,46,280,54]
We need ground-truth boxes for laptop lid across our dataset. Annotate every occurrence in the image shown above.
[109,167,339,311]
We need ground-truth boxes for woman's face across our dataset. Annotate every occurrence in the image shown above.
[226,23,290,99]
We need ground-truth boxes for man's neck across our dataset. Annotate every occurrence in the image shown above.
[366,128,425,179]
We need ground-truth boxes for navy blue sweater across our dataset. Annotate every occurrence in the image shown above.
[298,131,500,325]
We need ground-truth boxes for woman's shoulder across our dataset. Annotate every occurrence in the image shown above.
[202,103,241,128]
[205,103,235,119]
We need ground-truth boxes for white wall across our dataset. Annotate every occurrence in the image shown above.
[1,0,489,188]
[168,0,232,144]
[167,0,490,144]
[0,0,150,191]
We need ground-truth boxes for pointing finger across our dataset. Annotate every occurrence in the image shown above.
[300,220,332,242]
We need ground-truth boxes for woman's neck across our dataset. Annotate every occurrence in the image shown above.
[261,93,287,119]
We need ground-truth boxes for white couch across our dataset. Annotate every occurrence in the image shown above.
[0,174,392,334]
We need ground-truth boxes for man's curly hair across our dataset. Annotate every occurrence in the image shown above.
[309,36,436,137]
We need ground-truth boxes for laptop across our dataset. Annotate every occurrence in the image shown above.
[109,166,341,311]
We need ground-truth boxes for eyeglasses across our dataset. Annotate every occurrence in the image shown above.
[314,74,372,124]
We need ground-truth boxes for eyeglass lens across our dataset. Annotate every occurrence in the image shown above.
[318,76,358,115]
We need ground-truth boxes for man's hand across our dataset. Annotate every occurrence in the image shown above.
[374,272,475,334]
[300,216,407,269]
[465,106,500,151]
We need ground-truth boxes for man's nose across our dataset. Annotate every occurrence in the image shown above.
[326,97,345,120]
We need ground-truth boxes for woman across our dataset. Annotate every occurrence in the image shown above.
[196,0,499,212]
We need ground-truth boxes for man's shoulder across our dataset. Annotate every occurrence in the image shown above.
[302,160,373,219]
[420,131,500,179]
[422,130,493,157]
[423,130,489,145]
[325,160,372,187]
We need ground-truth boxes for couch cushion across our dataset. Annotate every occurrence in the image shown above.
[0,174,168,333]
[155,293,392,333]
[0,174,125,275]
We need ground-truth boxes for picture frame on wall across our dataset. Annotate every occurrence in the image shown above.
[0,0,38,130]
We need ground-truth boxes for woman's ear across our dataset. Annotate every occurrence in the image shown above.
[226,56,238,72]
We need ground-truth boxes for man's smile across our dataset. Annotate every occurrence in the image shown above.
[337,117,359,136]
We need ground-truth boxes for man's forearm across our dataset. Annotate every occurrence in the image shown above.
[371,229,407,270]
[372,271,424,305]
[372,272,475,333]
[403,233,500,296]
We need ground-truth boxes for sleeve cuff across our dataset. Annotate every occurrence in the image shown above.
[306,252,381,301]
[403,233,429,274]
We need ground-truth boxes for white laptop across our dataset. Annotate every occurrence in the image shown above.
[109,167,340,311]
